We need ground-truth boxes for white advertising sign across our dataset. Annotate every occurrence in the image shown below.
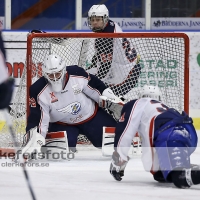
[83,17,200,31]
[82,17,145,30]
[151,18,200,30]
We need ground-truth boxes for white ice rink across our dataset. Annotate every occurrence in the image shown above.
[1,131,200,200]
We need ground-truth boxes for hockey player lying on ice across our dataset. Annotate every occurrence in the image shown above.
[109,85,200,189]
[19,54,124,161]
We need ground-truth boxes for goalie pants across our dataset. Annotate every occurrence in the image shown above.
[48,107,117,148]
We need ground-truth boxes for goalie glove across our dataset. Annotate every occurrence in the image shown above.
[110,151,129,181]
[99,96,124,120]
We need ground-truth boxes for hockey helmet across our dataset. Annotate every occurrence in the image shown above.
[88,4,109,32]
[139,85,162,101]
[43,54,66,92]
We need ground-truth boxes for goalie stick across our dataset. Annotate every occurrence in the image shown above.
[3,109,37,200]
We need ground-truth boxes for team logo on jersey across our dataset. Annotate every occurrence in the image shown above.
[70,114,83,123]
[29,97,36,107]
[72,84,81,95]
[110,21,114,26]
[50,92,58,103]
[57,102,81,115]
[119,112,125,122]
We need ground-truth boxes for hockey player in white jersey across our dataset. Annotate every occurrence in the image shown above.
[87,4,141,97]
[88,4,122,33]
[0,31,14,109]
[22,54,124,158]
[109,85,200,188]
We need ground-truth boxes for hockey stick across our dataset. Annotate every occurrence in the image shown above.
[7,105,25,118]
[78,39,90,68]
[3,109,37,200]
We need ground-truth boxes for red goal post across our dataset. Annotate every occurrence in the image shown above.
[0,32,189,151]
[26,32,189,115]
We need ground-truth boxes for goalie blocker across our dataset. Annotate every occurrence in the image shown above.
[16,127,73,162]
[15,127,45,162]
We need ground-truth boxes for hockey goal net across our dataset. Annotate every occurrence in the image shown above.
[0,32,189,150]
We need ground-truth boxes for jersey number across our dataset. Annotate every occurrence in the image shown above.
[122,38,137,63]
[150,100,169,113]
[100,53,112,63]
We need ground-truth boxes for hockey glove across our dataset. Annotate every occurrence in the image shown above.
[99,96,124,120]
[110,151,129,181]
[0,78,14,109]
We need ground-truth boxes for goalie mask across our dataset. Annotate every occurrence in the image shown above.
[88,4,109,32]
[43,54,66,92]
[140,85,162,101]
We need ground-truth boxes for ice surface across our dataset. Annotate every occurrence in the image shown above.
[0,131,200,200]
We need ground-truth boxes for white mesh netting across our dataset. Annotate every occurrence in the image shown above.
[0,33,189,148]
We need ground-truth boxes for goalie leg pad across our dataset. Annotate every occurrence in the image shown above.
[132,135,142,155]
[48,123,80,152]
[102,127,134,157]
[42,131,71,161]
[102,127,115,157]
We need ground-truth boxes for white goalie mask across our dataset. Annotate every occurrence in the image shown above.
[140,85,162,101]
[43,54,66,92]
[88,4,109,32]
